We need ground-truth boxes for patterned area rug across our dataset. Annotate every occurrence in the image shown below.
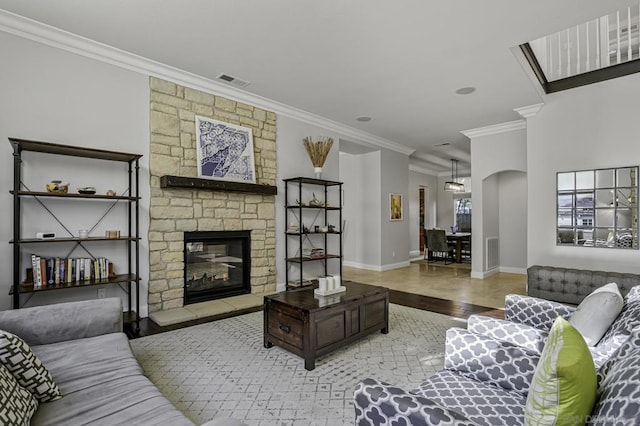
[130,304,466,426]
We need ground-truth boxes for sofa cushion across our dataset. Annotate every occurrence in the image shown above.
[30,332,193,426]
[524,317,596,425]
[0,330,61,402]
[412,370,526,425]
[591,330,640,425]
[569,282,623,346]
[0,363,38,425]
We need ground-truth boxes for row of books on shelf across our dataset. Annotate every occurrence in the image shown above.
[29,255,113,288]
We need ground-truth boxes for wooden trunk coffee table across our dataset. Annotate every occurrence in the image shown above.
[263,281,389,370]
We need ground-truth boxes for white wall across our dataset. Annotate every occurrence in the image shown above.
[275,115,341,289]
[527,72,640,272]
[498,171,527,272]
[340,151,381,269]
[436,176,454,230]
[408,170,437,256]
[470,125,526,277]
[0,32,150,313]
[380,149,410,268]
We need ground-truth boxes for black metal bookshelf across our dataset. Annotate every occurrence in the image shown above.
[283,177,343,290]
[9,138,142,332]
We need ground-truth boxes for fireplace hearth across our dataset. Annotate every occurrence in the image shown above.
[184,230,251,305]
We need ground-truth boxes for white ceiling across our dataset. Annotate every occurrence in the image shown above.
[0,0,635,174]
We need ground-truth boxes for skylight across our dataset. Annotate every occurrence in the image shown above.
[521,3,640,93]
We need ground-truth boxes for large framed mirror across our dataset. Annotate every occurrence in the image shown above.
[557,166,638,249]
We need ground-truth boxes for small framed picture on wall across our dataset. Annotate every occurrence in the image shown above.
[389,193,403,221]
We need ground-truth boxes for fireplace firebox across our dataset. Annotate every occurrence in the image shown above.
[183,230,251,305]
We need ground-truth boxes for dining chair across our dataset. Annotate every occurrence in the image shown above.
[426,229,454,264]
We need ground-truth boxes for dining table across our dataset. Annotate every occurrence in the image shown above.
[446,232,471,263]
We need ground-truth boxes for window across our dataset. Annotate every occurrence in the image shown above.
[557,167,638,249]
[454,198,471,232]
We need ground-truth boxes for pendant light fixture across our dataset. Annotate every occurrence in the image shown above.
[444,159,465,192]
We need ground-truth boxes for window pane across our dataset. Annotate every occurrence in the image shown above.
[596,209,615,227]
[596,169,614,188]
[575,192,594,208]
[617,168,635,187]
[595,189,614,207]
[558,209,573,226]
[557,229,575,245]
[615,232,634,248]
[593,228,615,247]
[616,188,632,208]
[557,172,574,191]
[557,194,573,208]
[576,171,594,189]
[617,209,632,228]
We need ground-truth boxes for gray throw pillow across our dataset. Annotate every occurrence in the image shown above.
[569,282,624,346]
[0,330,62,402]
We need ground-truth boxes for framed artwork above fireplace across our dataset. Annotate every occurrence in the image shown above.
[195,116,256,183]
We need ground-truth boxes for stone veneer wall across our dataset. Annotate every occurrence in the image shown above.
[148,77,277,312]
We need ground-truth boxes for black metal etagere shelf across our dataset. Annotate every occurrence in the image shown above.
[283,177,343,290]
[9,138,142,332]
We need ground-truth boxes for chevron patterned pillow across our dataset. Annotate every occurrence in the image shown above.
[0,363,38,425]
[0,330,61,402]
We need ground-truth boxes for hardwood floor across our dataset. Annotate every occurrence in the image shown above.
[129,263,524,338]
[128,288,503,338]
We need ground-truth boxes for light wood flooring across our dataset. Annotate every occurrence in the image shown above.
[343,260,527,310]
[130,260,526,338]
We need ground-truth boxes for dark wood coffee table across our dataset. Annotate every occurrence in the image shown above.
[263,281,389,370]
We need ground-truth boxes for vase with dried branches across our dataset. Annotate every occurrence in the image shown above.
[303,136,334,179]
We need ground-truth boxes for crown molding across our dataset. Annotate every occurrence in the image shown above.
[461,119,526,139]
[514,103,544,118]
[408,164,438,176]
[0,9,414,156]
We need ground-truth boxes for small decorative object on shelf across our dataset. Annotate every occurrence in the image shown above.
[308,193,323,207]
[46,180,69,193]
[303,136,334,179]
[77,186,96,194]
[105,230,120,239]
[106,189,116,196]
[78,229,89,239]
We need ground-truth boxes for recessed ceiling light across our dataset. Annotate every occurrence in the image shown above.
[356,116,372,122]
[455,87,476,95]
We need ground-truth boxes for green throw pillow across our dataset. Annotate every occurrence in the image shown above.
[524,317,596,425]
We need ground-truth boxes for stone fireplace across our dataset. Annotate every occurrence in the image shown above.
[148,77,277,313]
[184,230,251,304]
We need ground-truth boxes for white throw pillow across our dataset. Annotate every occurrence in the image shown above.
[569,282,624,346]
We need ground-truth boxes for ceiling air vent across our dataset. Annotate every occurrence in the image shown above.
[216,73,250,88]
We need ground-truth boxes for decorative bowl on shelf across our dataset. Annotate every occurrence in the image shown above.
[46,180,69,193]
[77,187,96,194]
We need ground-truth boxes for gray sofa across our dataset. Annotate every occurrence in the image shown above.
[354,268,640,425]
[527,264,640,304]
[0,298,244,426]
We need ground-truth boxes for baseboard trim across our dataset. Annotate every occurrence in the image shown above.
[499,267,527,275]
[381,261,410,271]
[471,268,499,279]
[343,260,410,272]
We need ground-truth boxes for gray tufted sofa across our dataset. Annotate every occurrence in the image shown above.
[527,265,640,304]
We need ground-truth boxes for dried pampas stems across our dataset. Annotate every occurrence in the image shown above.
[303,136,334,168]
